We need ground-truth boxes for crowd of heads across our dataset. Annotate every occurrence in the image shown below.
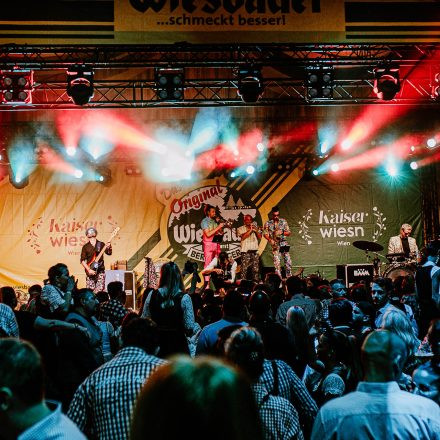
[0,255,439,439]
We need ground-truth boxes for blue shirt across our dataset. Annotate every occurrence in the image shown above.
[19,401,86,440]
[311,381,440,440]
[196,318,247,355]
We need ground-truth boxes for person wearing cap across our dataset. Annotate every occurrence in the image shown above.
[80,227,112,293]
[311,330,440,440]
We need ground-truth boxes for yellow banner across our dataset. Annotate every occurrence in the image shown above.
[0,162,303,289]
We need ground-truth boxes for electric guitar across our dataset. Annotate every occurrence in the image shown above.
[85,227,120,274]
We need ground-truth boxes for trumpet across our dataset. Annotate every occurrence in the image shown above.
[215,215,233,228]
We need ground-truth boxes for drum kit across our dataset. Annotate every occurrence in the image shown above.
[352,240,417,280]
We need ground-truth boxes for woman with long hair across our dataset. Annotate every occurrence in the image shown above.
[141,262,200,357]
[131,356,263,440]
[305,327,352,406]
[286,305,319,378]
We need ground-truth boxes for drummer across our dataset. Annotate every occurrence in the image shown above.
[388,223,419,260]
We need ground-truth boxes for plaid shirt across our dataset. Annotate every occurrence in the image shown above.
[260,359,318,437]
[252,383,304,440]
[99,299,128,327]
[0,303,19,337]
[67,346,167,440]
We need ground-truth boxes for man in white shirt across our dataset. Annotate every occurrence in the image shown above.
[388,223,418,259]
[0,338,85,440]
[237,214,262,282]
[311,330,440,440]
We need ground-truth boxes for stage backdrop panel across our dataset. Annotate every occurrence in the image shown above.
[0,164,422,289]
[274,170,422,279]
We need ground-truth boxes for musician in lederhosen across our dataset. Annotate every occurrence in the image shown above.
[237,214,261,282]
[263,206,292,278]
[81,227,112,293]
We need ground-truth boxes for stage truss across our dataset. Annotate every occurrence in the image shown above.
[0,43,440,108]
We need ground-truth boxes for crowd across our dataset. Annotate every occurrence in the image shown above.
[1,246,440,439]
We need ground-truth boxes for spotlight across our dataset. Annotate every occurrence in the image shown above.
[373,66,400,101]
[230,171,237,178]
[330,163,340,172]
[67,65,94,106]
[256,142,265,152]
[0,70,33,104]
[246,165,255,175]
[341,139,352,151]
[410,161,418,170]
[427,138,437,149]
[386,163,398,177]
[9,168,29,189]
[320,140,329,155]
[312,169,319,176]
[74,169,83,179]
[66,146,77,157]
[306,66,333,100]
[155,69,184,101]
[96,166,111,186]
[237,68,264,103]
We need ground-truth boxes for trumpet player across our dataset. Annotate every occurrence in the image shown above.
[263,206,292,278]
[237,214,262,282]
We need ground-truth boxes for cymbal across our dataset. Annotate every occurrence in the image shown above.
[353,240,384,252]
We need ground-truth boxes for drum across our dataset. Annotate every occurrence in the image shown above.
[383,263,415,280]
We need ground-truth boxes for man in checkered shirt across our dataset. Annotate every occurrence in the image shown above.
[98,281,128,327]
[67,318,166,439]
[0,303,19,337]
[225,326,304,440]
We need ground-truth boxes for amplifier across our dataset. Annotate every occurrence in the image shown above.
[336,264,374,288]
[105,270,137,310]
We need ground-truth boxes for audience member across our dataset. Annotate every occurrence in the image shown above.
[131,356,264,440]
[0,338,86,440]
[311,330,440,440]
[68,318,166,440]
[196,289,247,355]
[225,327,304,440]
[286,305,319,378]
[99,281,128,327]
[40,263,75,317]
[305,328,352,406]
[276,276,318,328]
[372,277,418,336]
[142,261,200,357]
[248,290,297,367]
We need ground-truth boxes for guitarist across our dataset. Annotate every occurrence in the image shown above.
[81,227,112,293]
[263,206,292,279]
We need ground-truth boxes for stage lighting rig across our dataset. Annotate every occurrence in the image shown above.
[306,66,333,100]
[0,71,33,104]
[67,65,94,106]
[373,66,400,101]
[96,166,112,186]
[155,68,184,101]
[237,68,264,103]
[8,167,29,189]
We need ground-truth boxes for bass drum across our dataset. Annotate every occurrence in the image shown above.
[383,264,415,281]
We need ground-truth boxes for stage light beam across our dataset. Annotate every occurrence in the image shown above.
[410,161,418,170]
[427,138,437,149]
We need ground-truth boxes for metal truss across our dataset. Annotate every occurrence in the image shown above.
[1,43,440,69]
[0,43,438,108]
[0,76,430,109]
